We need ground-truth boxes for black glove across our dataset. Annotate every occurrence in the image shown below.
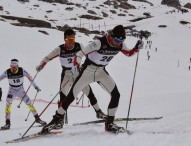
[35,86,41,92]
[134,40,144,50]
[36,62,46,72]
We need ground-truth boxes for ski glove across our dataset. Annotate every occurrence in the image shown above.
[71,66,79,75]
[35,86,41,92]
[134,40,144,50]
[36,62,46,72]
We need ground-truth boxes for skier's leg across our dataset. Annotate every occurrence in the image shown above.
[41,66,94,133]
[20,91,46,126]
[82,85,106,119]
[97,70,123,133]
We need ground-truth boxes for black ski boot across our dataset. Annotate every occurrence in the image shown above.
[35,115,47,126]
[96,109,106,119]
[1,119,11,130]
[105,116,125,134]
[40,112,64,134]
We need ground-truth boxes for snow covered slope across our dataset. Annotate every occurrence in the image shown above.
[0,0,191,146]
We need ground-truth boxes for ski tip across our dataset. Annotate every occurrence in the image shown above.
[50,131,63,134]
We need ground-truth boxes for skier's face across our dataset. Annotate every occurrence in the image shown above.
[65,35,75,50]
[111,37,124,48]
[10,65,18,73]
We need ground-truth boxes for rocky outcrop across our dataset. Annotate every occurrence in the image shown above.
[132,0,153,6]
[184,3,191,9]
[0,15,51,28]
[180,20,190,25]
[104,0,135,10]
[161,0,181,8]
[38,0,68,4]
[79,14,102,20]
[0,6,3,11]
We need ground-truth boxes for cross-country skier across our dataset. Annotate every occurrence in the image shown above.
[41,25,143,133]
[36,28,106,128]
[0,59,46,130]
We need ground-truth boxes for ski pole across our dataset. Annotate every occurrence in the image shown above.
[76,93,84,105]
[82,93,84,108]
[125,46,140,132]
[25,90,39,121]
[65,111,68,124]
[17,72,38,108]
[21,75,72,138]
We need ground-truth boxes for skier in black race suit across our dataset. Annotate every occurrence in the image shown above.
[41,25,143,133]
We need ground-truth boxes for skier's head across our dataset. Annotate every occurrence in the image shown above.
[64,28,76,50]
[10,59,19,73]
[110,25,126,48]
[111,25,126,42]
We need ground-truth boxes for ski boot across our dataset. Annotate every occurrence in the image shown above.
[105,116,125,134]
[96,109,106,119]
[1,119,11,130]
[35,115,47,126]
[40,112,63,134]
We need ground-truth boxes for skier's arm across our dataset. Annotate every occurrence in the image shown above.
[36,47,60,71]
[23,69,38,88]
[121,40,144,56]
[40,47,60,66]
[0,71,8,81]
[74,40,101,65]
[120,43,138,57]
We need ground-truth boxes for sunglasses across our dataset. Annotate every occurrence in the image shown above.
[114,37,124,43]
[65,37,75,42]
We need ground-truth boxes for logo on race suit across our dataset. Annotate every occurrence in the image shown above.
[102,45,107,49]
[92,42,97,47]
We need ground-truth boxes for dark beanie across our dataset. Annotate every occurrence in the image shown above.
[112,25,126,40]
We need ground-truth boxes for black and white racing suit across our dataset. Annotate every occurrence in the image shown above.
[0,67,39,121]
[57,36,138,120]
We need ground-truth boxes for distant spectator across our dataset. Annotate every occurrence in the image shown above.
[147,54,150,60]
[0,87,2,101]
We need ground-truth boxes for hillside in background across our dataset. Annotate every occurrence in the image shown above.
[0,0,191,146]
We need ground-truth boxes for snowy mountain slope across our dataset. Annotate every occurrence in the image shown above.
[0,0,191,146]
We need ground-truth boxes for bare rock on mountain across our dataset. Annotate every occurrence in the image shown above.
[132,0,153,6]
[39,0,68,4]
[18,0,29,3]
[79,14,102,20]
[87,10,97,15]
[180,20,190,25]
[184,3,191,9]
[102,11,109,17]
[104,0,135,10]
[158,25,167,28]
[161,0,181,8]
[0,15,51,28]
[38,30,49,35]
[0,6,3,11]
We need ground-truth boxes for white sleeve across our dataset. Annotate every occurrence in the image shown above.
[76,40,101,65]
[23,69,38,88]
[0,71,8,81]
[39,47,60,65]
